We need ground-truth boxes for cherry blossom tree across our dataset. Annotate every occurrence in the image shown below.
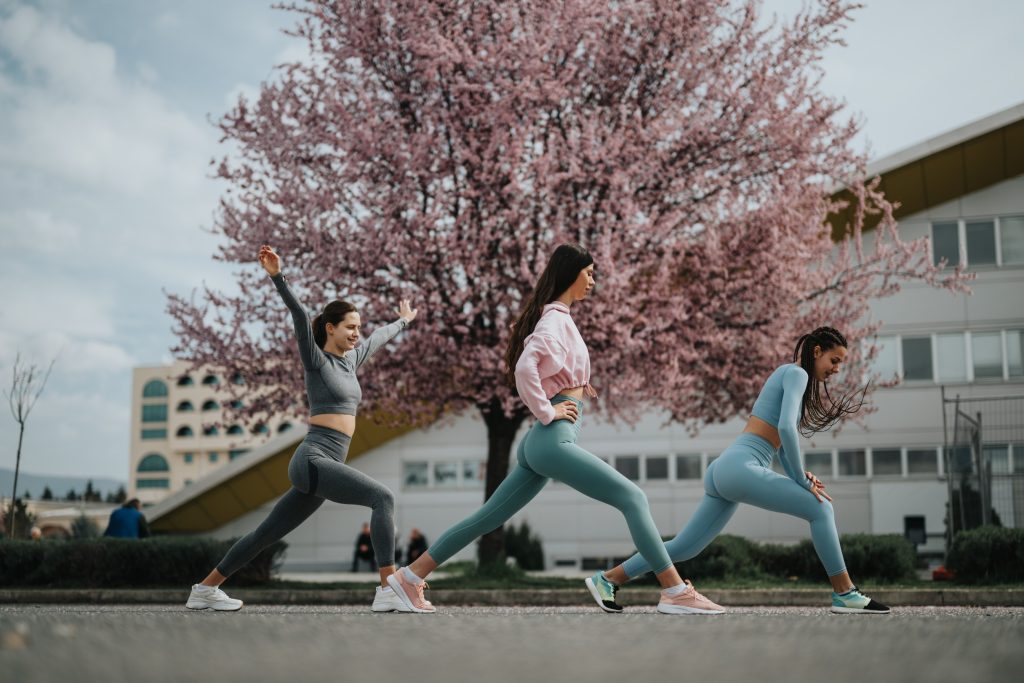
[169,0,968,563]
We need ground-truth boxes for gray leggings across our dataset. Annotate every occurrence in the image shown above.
[216,425,395,576]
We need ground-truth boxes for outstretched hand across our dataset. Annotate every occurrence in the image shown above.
[258,245,281,277]
[397,299,418,323]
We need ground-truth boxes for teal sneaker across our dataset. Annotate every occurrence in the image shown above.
[831,586,890,614]
[585,571,623,613]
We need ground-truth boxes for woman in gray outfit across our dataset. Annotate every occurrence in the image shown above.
[186,245,416,612]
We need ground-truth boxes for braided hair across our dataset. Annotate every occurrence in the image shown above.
[792,326,866,436]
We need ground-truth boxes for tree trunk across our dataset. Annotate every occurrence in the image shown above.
[8,423,24,539]
[477,399,527,566]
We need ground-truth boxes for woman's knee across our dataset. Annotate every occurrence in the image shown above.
[809,497,835,522]
[618,484,649,515]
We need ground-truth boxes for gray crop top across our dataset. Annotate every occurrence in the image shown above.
[272,273,408,416]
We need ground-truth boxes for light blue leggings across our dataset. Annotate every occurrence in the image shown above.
[621,433,847,579]
[428,397,673,574]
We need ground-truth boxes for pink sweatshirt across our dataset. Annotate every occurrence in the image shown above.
[514,301,596,424]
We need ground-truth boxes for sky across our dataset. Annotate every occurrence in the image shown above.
[1,0,1023,484]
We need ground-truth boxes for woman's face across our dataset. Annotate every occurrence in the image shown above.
[813,344,848,382]
[326,312,361,352]
[567,263,596,301]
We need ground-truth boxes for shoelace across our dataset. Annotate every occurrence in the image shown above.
[683,580,708,602]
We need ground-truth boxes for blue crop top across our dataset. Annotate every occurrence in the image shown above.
[750,363,814,490]
[272,273,407,417]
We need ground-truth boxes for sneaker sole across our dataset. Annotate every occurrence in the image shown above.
[830,606,891,614]
[185,600,243,611]
[386,573,435,613]
[584,577,622,613]
[372,597,412,613]
[657,603,725,615]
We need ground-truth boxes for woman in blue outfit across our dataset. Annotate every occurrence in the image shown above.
[587,327,891,615]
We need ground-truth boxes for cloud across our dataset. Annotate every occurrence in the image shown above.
[0,208,81,253]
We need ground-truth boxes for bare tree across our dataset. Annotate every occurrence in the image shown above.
[5,352,57,539]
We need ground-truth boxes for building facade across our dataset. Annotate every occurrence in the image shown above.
[145,105,1024,572]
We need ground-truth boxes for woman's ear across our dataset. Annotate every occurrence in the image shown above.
[813,344,822,359]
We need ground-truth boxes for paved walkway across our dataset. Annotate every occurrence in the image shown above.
[2,605,1021,683]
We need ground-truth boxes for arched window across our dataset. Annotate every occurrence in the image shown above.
[227,424,244,435]
[230,400,244,410]
[202,399,220,411]
[278,422,293,433]
[176,426,194,437]
[231,373,245,385]
[177,400,194,412]
[137,454,169,472]
[176,375,194,387]
[254,423,270,435]
[142,380,168,398]
[203,425,219,437]
[202,374,220,386]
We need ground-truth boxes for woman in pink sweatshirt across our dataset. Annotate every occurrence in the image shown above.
[386,244,723,615]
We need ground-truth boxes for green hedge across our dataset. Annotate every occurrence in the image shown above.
[638,533,917,584]
[947,526,1024,584]
[0,536,286,588]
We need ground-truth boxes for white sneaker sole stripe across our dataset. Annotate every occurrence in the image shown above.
[657,603,725,615]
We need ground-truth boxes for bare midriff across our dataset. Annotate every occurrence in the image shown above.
[742,415,781,449]
[555,386,587,400]
[309,413,356,437]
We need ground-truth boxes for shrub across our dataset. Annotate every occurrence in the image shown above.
[504,521,545,570]
[947,526,1024,584]
[0,536,286,587]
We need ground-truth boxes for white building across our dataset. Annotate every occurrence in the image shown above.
[145,104,1024,571]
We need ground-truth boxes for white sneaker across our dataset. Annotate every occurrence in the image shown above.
[185,584,243,611]
[372,585,411,612]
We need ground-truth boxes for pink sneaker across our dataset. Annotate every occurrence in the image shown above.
[386,570,436,613]
[657,580,725,615]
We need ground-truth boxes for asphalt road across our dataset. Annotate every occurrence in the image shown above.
[2,605,1022,683]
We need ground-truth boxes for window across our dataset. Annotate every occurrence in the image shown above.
[984,445,1010,474]
[176,426,194,437]
[935,334,967,382]
[177,400,194,412]
[229,449,249,461]
[137,478,169,489]
[871,336,899,380]
[932,222,960,267]
[805,451,832,477]
[202,399,220,411]
[434,462,459,488]
[227,425,244,435]
[278,422,293,433]
[230,400,244,410]
[231,373,245,385]
[615,456,640,481]
[902,336,933,381]
[183,453,194,464]
[972,332,1004,380]
[209,452,219,463]
[965,220,996,266]
[462,461,485,488]
[907,448,938,475]
[646,456,669,481]
[253,423,270,435]
[142,379,168,398]
[203,425,219,436]
[838,449,866,476]
[141,404,168,423]
[945,446,973,474]
[1008,330,1024,378]
[1001,216,1024,264]
[176,375,194,387]
[202,375,220,386]
[675,454,701,480]
[872,448,902,476]
[137,454,169,472]
[403,462,429,488]
[185,479,193,486]
[141,429,167,440]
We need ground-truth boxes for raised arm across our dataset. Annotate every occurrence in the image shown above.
[777,365,814,490]
[260,245,324,371]
[352,298,416,369]
[514,333,567,425]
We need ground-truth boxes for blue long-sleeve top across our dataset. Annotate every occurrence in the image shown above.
[749,364,814,490]
[271,273,407,416]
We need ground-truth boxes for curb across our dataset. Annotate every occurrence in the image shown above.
[1,588,1022,607]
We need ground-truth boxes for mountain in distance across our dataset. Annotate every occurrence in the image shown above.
[0,468,126,500]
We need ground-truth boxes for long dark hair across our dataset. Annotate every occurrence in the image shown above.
[313,300,358,349]
[792,326,866,436]
[504,244,594,386]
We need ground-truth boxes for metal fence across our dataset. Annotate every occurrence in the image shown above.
[942,391,1024,551]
